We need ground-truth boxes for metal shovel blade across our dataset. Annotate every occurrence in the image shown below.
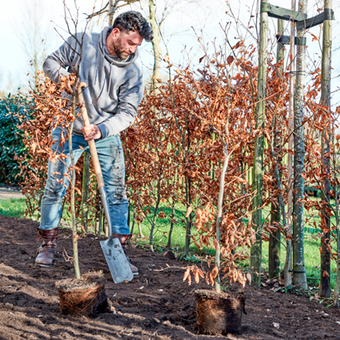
[100,237,134,284]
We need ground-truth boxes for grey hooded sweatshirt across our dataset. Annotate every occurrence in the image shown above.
[43,27,144,138]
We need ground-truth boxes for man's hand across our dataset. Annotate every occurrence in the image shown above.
[81,125,102,141]
[64,76,80,95]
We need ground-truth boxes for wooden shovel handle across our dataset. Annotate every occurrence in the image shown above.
[77,82,105,189]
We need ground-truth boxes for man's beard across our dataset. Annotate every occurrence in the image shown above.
[112,38,130,60]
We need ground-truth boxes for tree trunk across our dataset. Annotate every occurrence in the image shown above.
[107,0,118,26]
[149,0,162,92]
[70,94,80,279]
[167,169,178,249]
[284,0,296,287]
[292,0,308,290]
[184,112,193,256]
[138,222,144,238]
[149,177,161,252]
[333,125,340,306]
[81,151,91,232]
[320,0,332,298]
[167,199,175,249]
[250,0,268,287]
[269,19,284,279]
[215,129,230,292]
[95,187,103,236]
[185,176,193,255]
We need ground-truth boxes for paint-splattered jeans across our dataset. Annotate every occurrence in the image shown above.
[39,127,129,235]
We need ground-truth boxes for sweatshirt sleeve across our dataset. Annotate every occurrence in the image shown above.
[98,67,144,138]
[43,35,79,83]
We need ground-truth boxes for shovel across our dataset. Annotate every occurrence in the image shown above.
[77,82,134,284]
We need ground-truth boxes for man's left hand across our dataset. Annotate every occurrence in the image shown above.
[81,125,102,141]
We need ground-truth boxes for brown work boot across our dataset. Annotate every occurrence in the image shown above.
[35,227,59,267]
[112,233,139,275]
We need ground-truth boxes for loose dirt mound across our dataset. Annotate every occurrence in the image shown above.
[1,215,340,339]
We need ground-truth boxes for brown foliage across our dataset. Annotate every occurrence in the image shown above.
[16,40,339,290]
[16,72,99,228]
[123,42,290,287]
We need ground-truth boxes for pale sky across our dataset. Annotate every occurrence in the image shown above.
[0,0,339,107]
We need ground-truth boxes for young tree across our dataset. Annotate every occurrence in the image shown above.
[250,0,268,287]
[268,18,284,279]
[293,0,308,290]
[320,0,333,298]
[284,0,297,287]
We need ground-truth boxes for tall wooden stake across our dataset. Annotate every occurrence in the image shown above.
[250,0,268,287]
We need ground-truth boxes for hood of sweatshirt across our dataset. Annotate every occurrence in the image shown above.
[99,26,139,67]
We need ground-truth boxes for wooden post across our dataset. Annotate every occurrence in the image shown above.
[292,0,308,290]
[320,0,332,298]
[250,0,268,287]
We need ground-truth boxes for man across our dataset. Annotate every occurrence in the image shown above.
[35,11,153,275]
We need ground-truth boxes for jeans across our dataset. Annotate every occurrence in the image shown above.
[39,128,129,235]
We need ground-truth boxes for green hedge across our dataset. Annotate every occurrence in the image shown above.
[0,94,32,185]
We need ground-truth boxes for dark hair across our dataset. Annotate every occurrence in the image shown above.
[113,11,153,42]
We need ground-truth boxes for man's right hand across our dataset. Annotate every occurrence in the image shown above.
[80,124,102,141]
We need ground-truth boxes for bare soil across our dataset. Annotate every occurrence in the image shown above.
[1,215,340,339]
